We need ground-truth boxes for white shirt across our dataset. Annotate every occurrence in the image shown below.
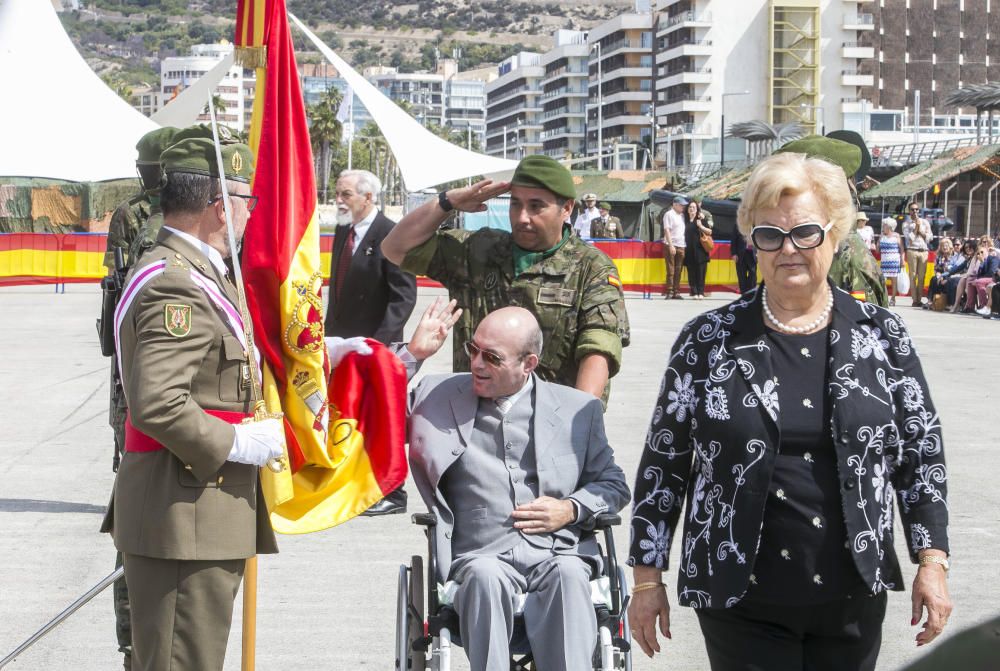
[857,226,874,248]
[574,207,599,239]
[347,207,379,255]
[162,225,228,276]
[662,208,686,247]
[494,374,534,413]
[902,216,931,252]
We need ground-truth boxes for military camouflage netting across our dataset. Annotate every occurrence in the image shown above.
[0,177,138,233]
[860,144,1000,199]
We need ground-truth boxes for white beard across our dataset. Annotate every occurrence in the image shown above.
[336,209,353,226]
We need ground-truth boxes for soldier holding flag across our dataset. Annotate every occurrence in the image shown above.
[101,137,282,671]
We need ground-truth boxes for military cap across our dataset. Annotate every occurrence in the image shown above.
[171,123,238,145]
[775,133,870,182]
[135,127,179,165]
[582,192,598,201]
[160,137,254,183]
[510,155,576,201]
[599,201,612,211]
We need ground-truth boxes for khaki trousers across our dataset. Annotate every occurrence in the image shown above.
[663,245,686,296]
[124,554,244,671]
[906,249,928,303]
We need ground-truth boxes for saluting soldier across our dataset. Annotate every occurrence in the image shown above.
[382,154,630,404]
[590,201,625,239]
[101,137,283,671]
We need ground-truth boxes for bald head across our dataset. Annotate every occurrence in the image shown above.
[469,307,543,399]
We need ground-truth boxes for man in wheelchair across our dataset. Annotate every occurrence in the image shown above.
[406,307,631,671]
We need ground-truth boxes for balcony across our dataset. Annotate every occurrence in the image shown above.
[658,39,713,63]
[541,85,588,99]
[660,10,713,35]
[542,106,583,120]
[599,37,652,59]
[658,68,713,88]
[539,126,585,140]
[841,70,875,87]
[660,97,713,115]
[843,14,875,30]
[487,85,534,107]
[601,90,652,105]
[539,66,588,88]
[841,42,875,59]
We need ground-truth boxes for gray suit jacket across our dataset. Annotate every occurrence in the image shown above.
[408,373,630,581]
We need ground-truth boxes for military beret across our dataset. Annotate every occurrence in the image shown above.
[160,137,254,183]
[599,201,611,211]
[135,127,179,165]
[775,134,862,180]
[170,123,239,145]
[510,155,576,201]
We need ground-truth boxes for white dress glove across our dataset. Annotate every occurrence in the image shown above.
[229,418,285,466]
[325,336,373,368]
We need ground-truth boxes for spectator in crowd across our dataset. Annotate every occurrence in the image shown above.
[683,199,713,299]
[661,196,687,299]
[855,212,875,251]
[950,241,986,313]
[573,192,599,239]
[878,218,904,306]
[963,242,1000,314]
[902,202,932,307]
[925,238,959,309]
[729,227,757,295]
[944,240,976,307]
[628,151,951,669]
[590,202,625,239]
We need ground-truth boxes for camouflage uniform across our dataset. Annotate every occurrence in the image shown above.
[829,231,888,307]
[103,195,152,271]
[401,227,630,403]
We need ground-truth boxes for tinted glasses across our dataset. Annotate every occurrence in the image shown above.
[209,194,258,213]
[464,341,506,367]
[751,222,833,252]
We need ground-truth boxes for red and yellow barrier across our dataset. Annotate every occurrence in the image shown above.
[2,232,748,294]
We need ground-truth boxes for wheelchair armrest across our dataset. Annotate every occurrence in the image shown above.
[594,513,621,529]
[412,512,437,527]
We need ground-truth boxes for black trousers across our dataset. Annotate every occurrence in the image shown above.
[735,255,758,295]
[695,592,887,671]
[687,260,708,295]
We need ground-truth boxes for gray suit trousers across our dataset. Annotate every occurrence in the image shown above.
[124,554,244,671]
[451,542,597,671]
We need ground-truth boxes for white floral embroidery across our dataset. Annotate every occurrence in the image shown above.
[666,372,698,422]
[638,520,670,567]
[910,523,931,551]
[704,385,730,420]
[851,325,889,361]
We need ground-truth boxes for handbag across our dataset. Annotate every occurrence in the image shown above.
[699,230,714,254]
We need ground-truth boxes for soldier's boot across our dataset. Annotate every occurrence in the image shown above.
[122,650,132,671]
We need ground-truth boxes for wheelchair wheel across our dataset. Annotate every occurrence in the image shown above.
[408,555,426,671]
[395,564,409,670]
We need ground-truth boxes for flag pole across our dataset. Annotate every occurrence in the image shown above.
[205,95,284,671]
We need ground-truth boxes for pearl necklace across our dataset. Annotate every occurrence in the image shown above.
[762,286,833,334]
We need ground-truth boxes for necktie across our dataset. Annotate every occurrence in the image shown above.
[334,226,355,301]
[495,397,512,416]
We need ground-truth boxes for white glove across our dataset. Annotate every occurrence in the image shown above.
[325,336,373,368]
[229,418,285,467]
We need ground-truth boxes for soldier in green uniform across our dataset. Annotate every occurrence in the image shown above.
[101,138,281,671]
[590,202,625,239]
[382,155,630,404]
[775,133,888,307]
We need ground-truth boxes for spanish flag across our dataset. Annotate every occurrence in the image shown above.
[235,0,407,533]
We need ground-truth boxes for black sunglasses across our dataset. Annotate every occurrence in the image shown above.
[751,222,833,252]
[464,341,511,367]
[209,194,258,213]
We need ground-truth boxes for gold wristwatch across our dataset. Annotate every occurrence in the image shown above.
[918,555,950,572]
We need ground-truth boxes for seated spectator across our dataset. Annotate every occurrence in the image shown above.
[952,242,988,313]
[961,242,999,313]
[925,238,958,309]
[944,240,976,307]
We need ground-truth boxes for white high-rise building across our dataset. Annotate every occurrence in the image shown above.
[160,43,256,132]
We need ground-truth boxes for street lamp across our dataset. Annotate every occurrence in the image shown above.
[648,113,659,170]
[720,90,750,168]
[800,102,825,135]
[503,123,508,159]
[590,41,603,169]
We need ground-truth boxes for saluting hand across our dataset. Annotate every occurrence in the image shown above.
[445,179,512,213]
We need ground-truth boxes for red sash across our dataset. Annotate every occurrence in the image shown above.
[124,410,253,452]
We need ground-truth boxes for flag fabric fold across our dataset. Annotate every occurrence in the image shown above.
[235,0,406,533]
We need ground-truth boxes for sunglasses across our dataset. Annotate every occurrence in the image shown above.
[463,340,509,367]
[209,194,258,213]
[751,222,833,252]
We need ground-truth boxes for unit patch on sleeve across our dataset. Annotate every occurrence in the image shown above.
[164,304,193,337]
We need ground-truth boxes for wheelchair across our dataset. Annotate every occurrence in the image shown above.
[395,512,633,671]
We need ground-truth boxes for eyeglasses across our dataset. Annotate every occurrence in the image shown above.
[209,194,258,213]
[909,207,921,212]
[464,340,510,367]
[751,222,833,252]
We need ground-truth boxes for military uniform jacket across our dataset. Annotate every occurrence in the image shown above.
[401,228,630,394]
[829,232,889,307]
[101,229,278,561]
[590,216,624,239]
[103,194,151,270]
[628,285,948,608]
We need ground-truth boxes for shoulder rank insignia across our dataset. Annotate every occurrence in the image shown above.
[164,304,192,337]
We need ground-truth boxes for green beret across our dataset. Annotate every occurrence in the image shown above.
[775,135,862,179]
[599,201,611,211]
[160,137,254,183]
[171,123,238,145]
[135,127,179,165]
[510,155,575,201]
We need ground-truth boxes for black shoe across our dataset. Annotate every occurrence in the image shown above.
[360,488,407,516]
[123,652,132,671]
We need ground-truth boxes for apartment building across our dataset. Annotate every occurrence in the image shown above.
[485,52,545,158]
[160,43,255,132]
[538,30,589,159]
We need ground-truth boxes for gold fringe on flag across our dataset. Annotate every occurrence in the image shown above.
[235,45,268,69]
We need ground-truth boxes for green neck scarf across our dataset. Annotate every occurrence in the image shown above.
[512,226,571,276]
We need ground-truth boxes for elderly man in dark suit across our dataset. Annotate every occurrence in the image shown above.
[408,307,630,671]
[326,169,417,514]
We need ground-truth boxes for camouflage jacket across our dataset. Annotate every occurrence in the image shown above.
[401,228,631,400]
[829,232,888,307]
[104,194,150,271]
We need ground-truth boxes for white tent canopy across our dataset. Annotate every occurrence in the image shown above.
[289,13,518,192]
[0,0,158,182]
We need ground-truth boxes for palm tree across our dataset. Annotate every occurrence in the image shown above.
[203,93,228,115]
[101,73,132,103]
[307,86,343,203]
[728,120,806,160]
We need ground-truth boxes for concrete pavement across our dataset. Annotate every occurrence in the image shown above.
[0,284,996,670]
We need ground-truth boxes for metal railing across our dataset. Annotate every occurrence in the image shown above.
[666,10,712,27]
[873,137,985,166]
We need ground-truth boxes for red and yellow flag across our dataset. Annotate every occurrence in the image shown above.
[235,0,406,533]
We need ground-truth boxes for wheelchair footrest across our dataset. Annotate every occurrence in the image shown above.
[612,636,631,653]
